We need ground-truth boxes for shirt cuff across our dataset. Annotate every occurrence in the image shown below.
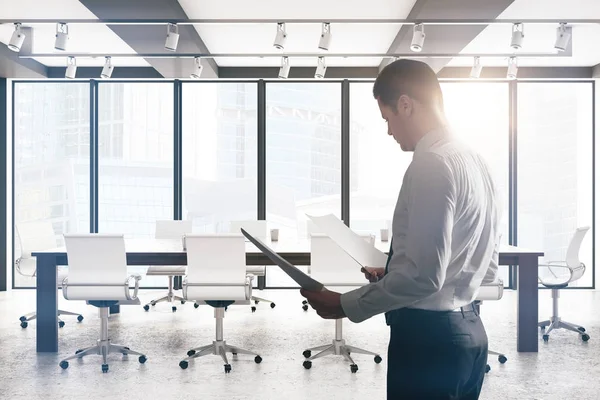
[340,287,368,323]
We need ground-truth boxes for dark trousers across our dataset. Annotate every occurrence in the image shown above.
[386,305,488,399]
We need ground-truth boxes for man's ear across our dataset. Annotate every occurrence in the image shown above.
[396,95,412,116]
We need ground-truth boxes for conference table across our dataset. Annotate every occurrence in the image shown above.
[32,238,543,354]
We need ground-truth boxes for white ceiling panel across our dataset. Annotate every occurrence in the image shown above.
[178,0,416,67]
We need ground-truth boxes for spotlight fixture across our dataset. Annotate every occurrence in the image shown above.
[507,56,518,80]
[190,57,203,79]
[8,23,25,52]
[165,23,180,51]
[410,23,425,52]
[278,56,290,79]
[470,56,482,79]
[273,22,287,50]
[54,23,69,51]
[318,22,331,51]
[554,23,571,52]
[101,56,113,79]
[510,23,524,50]
[314,56,327,79]
[65,56,77,79]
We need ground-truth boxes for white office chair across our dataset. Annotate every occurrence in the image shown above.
[143,220,193,312]
[476,279,508,373]
[302,234,382,373]
[15,221,83,328]
[229,220,276,311]
[538,226,591,342]
[179,234,262,373]
[58,234,147,373]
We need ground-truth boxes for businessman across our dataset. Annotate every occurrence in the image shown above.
[301,59,502,399]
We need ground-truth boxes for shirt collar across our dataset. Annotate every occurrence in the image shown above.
[414,126,449,155]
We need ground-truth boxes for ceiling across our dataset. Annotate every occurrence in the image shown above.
[1,0,600,76]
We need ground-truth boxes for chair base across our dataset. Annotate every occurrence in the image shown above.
[143,276,185,312]
[58,307,146,373]
[539,318,589,342]
[19,310,83,329]
[251,295,276,312]
[302,320,382,373]
[485,349,508,373]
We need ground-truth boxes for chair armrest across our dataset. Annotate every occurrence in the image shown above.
[539,261,568,267]
[126,274,142,301]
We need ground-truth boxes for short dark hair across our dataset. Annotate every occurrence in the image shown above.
[373,59,444,112]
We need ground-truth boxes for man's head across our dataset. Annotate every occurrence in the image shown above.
[373,59,445,151]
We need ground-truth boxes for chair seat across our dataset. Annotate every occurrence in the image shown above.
[205,300,235,308]
[540,282,569,289]
[146,266,186,276]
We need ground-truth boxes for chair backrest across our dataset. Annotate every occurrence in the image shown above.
[565,226,590,268]
[184,234,249,301]
[16,221,58,258]
[476,279,504,301]
[155,220,193,239]
[63,234,130,301]
[229,220,267,239]
[310,234,373,286]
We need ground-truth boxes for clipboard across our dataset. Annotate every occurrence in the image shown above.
[240,228,325,292]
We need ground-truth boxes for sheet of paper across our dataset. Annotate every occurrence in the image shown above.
[308,214,388,268]
[240,228,325,292]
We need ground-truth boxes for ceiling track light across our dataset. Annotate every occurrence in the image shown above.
[8,23,25,52]
[507,56,518,79]
[101,56,113,79]
[510,23,524,50]
[554,23,571,52]
[314,56,327,79]
[65,56,77,79]
[278,56,290,79]
[273,22,287,50]
[190,56,203,79]
[165,23,180,51]
[318,22,331,51]
[470,56,482,79]
[411,23,425,52]
[54,22,69,51]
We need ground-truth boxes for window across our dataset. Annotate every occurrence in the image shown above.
[181,82,258,232]
[266,82,341,287]
[517,82,594,287]
[13,83,90,287]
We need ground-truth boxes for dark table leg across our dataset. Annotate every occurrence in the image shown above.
[36,255,58,352]
[517,255,539,352]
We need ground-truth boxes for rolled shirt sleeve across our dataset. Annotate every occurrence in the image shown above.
[341,153,457,323]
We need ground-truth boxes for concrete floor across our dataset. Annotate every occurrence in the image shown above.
[0,288,598,400]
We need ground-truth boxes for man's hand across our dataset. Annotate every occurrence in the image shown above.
[299,288,346,319]
[361,267,385,282]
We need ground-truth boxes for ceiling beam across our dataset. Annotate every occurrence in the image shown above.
[381,0,516,73]
[79,0,218,78]
[592,64,600,78]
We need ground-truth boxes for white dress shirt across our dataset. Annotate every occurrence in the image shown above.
[340,128,503,323]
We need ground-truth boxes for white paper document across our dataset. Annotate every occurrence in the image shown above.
[307,214,389,268]
[240,228,325,292]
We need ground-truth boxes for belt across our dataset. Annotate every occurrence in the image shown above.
[451,303,478,313]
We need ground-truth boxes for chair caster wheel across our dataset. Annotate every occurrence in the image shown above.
[303,350,311,358]
[350,364,358,373]
[143,305,150,312]
[498,355,507,364]
[543,334,549,342]
[582,334,590,342]
[181,301,186,305]
[179,361,189,369]
[75,349,83,355]
[139,355,147,364]
[77,315,84,322]
[374,355,382,364]
[303,360,312,369]
[172,306,177,312]
[187,350,196,357]
[102,364,109,373]
[122,346,130,355]
[58,321,65,328]
[19,316,26,322]
[578,327,586,333]
[270,303,276,309]
[302,305,308,311]
[59,361,69,370]
[225,306,228,311]
[539,325,546,331]
[485,364,491,373]
[255,300,259,305]
[193,303,199,309]
[254,355,262,364]
[151,302,156,307]
[224,364,232,373]
[251,306,256,313]
[20,321,28,328]
[302,300,308,305]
